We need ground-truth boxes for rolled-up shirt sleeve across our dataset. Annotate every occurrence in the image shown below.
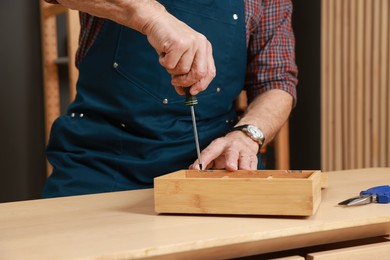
[245,0,298,106]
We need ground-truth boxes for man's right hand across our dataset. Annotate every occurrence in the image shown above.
[55,0,215,95]
[141,8,216,96]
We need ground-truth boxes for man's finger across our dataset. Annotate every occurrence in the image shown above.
[196,42,216,94]
[159,48,182,71]
[167,48,195,75]
[239,154,258,170]
[224,149,240,171]
[197,139,227,170]
[250,156,258,170]
[171,74,198,88]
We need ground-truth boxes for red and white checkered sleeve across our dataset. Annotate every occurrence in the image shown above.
[245,0,298,106]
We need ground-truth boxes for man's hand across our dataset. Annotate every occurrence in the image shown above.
[55,0,215,95]
[190,131,259,171]
[190,89,294,171]
[142,11,216,96]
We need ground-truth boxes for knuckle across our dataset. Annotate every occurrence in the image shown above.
[166,67,175,75]
[195,69,207,79]
[166,64,176,70]
[209,137,224,148]
[178,65,191,74]
[158,56,167,66]
[174,38,188,50]
[196,33,207,42]
[231,139,243,147]
[207,40,213,50]
[160,59,175,70]
[209,67,216,78]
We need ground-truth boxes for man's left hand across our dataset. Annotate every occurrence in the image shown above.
[190,131,259,171]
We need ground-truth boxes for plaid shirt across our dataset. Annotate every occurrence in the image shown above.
[45,0,298,104]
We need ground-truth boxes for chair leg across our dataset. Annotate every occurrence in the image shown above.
[274,122,290,170]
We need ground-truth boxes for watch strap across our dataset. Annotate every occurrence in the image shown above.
[229,124,265,149]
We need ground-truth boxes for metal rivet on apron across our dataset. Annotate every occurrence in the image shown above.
[113,62,119,69]
[71,113,75,118]
[80,113,84,118]
[121,123,126,128]
[163,99,169,104]
[216,87,221,93]
[233,14,238,20]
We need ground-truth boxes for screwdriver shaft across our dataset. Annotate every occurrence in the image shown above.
[189,106,202,170]
[182,87,203,170]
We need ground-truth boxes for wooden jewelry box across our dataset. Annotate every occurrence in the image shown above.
[154,170,327,216]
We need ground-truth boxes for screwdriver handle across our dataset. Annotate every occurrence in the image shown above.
[183,87,198,106]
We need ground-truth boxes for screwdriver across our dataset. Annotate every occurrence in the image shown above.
[183,87,203,171]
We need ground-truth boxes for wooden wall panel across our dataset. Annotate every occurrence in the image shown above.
[387,0,390,167]
[321,0,390,171]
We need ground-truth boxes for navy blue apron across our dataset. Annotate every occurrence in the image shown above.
[42,0,263,198]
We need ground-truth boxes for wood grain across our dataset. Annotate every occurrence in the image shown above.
[348,0,357,169]
[307,240,390,260]
[371,0,380,167]
[341,0,349,169]
[40,2,80,176]
[0,168,389,260]
[321,0,329,171]
[328,0,335,171]
[356,0,365,169]
[321,0,390,171]
[154,170,323,216]
[334,0,342,170]
[379,0,389,166]
[66,9,80,102]
[383,0,390,165]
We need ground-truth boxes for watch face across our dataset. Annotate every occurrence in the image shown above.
[247,125,264,139]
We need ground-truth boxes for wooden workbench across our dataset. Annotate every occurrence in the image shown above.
[0,168,389,259]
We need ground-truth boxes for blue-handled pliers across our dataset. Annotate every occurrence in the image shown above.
[338,185,390,206]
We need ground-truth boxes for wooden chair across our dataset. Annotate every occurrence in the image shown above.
[39,1,79,175]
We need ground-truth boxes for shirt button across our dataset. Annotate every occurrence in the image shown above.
[80,113,84,118]
[163,99,169,104]
[121,123,126,128]
[216,87,221,93]
[71,113,75,118]
[113,62,119,69]
[233,14,238,20]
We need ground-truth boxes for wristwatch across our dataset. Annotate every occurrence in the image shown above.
[230,124,265,149]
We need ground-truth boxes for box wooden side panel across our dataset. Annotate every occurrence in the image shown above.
[310,171,323,215]
[320,171,329,188]
[155,177,317,216]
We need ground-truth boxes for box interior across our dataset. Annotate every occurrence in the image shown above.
[184,170,315,179]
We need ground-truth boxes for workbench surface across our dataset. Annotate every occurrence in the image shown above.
[0,168,389,259]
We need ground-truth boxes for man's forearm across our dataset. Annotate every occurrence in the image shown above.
[54,0,166,34]
[237,89,293,146]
